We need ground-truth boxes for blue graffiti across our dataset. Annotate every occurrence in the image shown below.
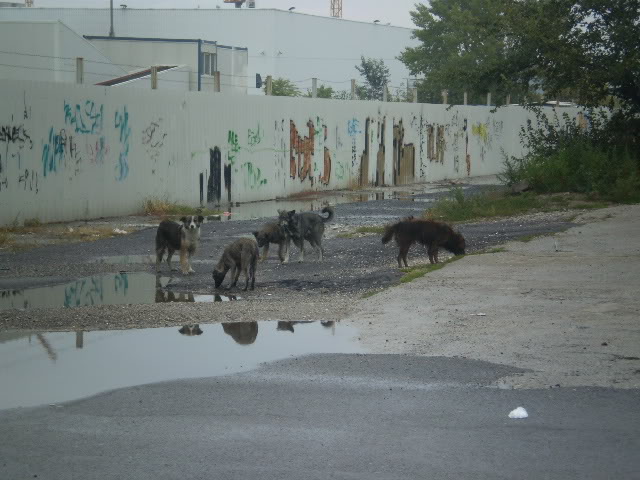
[64,100,104,135]
[114,107,131,181]
[114,272,129,294]
[347,118,361,136]
[64,276,104,308]
[41,127,66,177]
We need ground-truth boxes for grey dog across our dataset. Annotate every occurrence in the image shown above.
[212,237,259,291]
[277,206,334,262]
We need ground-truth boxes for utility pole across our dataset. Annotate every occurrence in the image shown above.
[109,0,115,37]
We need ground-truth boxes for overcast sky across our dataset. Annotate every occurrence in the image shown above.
[31,0,422,28]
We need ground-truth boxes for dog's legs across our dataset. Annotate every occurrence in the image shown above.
[295,238,305,263]
[167,248,176,272]
[249,257,257,290]
[427,244,439,264]
[179,247,190,274]
[228,264,238,289]
[282,238,291,263]
[277,241,287,263]
[155,246,165,272]
[398,244,410,268]
[261,244,270,262]
[187,251,195,274]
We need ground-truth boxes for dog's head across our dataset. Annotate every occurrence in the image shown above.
[277,209,297,234]
[179,324,203,336]
[212,267,227,288]
[445,231,466,256]
[252,230,269,247]
[180,215,204,231]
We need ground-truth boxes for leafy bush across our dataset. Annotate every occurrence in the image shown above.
[499,108,640,202]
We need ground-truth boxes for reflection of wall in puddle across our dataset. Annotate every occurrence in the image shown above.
[0,272,164,310]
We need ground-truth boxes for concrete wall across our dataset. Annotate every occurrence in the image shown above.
[0,78,580,226]
[0,8,417,95]
[0,21,126,85]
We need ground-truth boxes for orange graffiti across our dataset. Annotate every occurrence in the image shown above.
[320,147,331,185]
[290,120,315,182]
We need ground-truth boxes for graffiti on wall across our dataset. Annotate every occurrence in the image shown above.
[393,119,415,185]
[114,106,131,181]
[1,119,34,191]
[142,118,167,172]
[290,120,315,183]
[64,100,104,135]
[247,123,263,147]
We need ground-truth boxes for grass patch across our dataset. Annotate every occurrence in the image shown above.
[142,197,221,217]
[428,188,612,223]
[399,255,464,284]
[361,288,386,299]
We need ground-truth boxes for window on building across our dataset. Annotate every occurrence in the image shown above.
[201,52,217,75]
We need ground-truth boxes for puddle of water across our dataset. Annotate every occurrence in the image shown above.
[93,255,214,265]
[209,189,439,221]
[0,273,235,311]
[0,321,361,409]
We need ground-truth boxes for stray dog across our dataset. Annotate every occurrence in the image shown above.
[212,237,259,290]
[382,218,465,267]
[155,215,204,274]
[277,206,334,262]
[253,222,290,263]
[178,324,203,336]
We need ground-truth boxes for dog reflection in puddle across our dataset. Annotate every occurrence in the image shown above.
[178,324,204,336]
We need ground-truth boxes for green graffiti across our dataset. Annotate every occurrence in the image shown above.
[248,124,263,147]
[228,130,240,165]
[335,161,346,180]
[242,161,267,189]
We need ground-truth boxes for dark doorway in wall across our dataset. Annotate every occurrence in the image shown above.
[208,147,222,204]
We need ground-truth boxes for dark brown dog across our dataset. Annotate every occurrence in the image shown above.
[382,218,465,267]
[252,222,290,263]
[212,237,259,291]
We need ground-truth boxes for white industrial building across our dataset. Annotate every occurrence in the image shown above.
[0,20,127,85]
[86,36,248,94]
[0,7,417,95]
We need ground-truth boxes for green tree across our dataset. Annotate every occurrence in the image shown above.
[265,77,300,96]
[399,0,640,113]
[332,90,353,100]
[355,56,391,101]
[305,84,334,98]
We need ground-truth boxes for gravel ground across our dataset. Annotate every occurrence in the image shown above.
[0,178,583,331]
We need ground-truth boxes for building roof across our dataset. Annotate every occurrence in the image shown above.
[95,65,176,86]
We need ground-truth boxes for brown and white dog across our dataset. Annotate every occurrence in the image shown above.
[155,215,204,274]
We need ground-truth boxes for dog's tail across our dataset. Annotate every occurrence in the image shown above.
[381,222,398,244]
[321,206,335,223]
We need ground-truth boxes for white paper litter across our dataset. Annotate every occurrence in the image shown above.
[508,407,528,419]
[113,228,127,234]
[470,313,486,316]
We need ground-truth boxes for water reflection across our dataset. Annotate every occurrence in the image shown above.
[178,325,204,336]
[222,322,259,345]
[277,320,335,333]
[0,273,239,311]
[0,321,362,409]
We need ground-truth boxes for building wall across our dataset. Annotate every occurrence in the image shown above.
[87,38,199,90]
[0,21,126,85]
[0,8,417,95]
[0,78,580,226]
[116,66,191,91]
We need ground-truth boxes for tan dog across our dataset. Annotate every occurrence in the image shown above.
[212,237,259,291]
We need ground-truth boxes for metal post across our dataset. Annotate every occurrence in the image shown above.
[265,75,272,95]
[109,0,115,37]
[412,87,418,103]
[441,89,448,104]
[487,92,491,106]
[150,66,158,90]
[311,77,317,98]
[75,57,84,84]
[214,71,221,92]
[382,84,387,102]
[464,91,468,105]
